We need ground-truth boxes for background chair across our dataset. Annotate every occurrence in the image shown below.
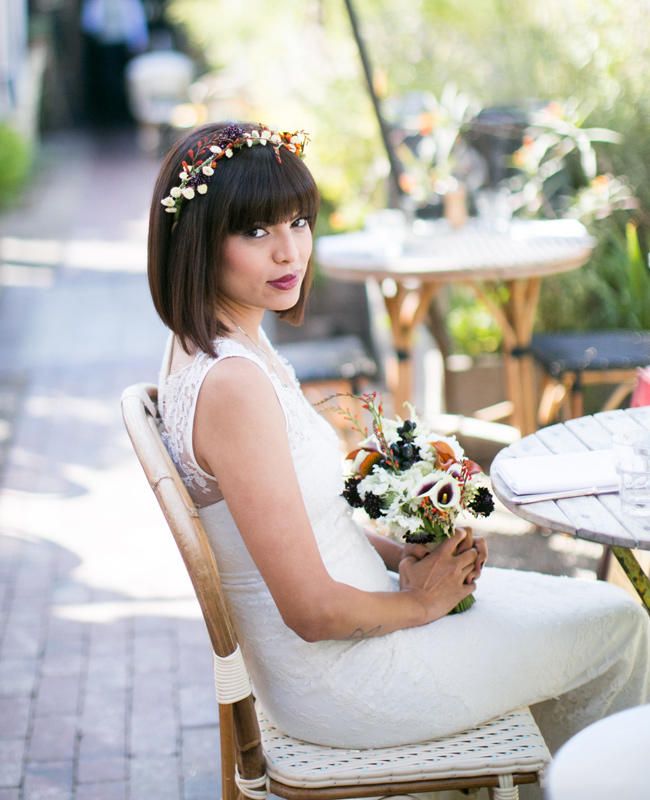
[531,330,650,425]
[121,383,551,800]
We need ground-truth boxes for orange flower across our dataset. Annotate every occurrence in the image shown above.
[430,441,457,470]
[345,448,383,478]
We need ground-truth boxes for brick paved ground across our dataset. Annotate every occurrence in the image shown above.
[0,130,606,800]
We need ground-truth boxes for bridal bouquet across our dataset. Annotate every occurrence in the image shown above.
[341,394,495,612]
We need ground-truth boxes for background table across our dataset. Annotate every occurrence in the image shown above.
[317,219,594,434]
[490,406,650,608]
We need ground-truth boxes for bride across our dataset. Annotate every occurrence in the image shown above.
[149,121,649,759]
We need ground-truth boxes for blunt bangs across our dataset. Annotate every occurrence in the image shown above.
[217,145,320,233]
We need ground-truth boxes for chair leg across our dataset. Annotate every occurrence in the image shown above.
[219,703,238,800]
[601,380,636,412]
[538,377,567,426]
[489,775,519,800]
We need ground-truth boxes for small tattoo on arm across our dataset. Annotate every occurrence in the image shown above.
[344,624,383,640]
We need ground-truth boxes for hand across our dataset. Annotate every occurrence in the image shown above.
[398,528,478,621]
[399,542,430,563]
[454,526,488,584]
[467,536,487,583]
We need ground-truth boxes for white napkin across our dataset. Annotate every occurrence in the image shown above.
[498,449,618,501]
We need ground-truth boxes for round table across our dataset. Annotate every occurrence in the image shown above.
[490,405,650,608]
[546,704,650,800]
[317,218,594,434]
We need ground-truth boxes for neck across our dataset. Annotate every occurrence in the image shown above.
[220,307,264,344]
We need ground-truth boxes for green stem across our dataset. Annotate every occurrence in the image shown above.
[450,593,475,614]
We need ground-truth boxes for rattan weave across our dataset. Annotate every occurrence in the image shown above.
[258,706,549,788]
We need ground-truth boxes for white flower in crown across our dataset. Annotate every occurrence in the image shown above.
[161,196,175,207]
[270,133,281,145]
[202,165,214,176]
[251,130,260,138]
[179,171,188,180]
[210,145,222,155]
[170,187,182,198]
[197,184,208,195]
[181,187,195,200]
[225,148,233,158]
[262,129,271,139]
[290,134,302,144]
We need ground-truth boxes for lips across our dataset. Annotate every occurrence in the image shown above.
[268,273,299,290]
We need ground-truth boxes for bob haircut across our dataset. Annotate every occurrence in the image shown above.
[148,121,320,357]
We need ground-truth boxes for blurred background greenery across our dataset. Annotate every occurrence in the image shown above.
[161,0,650,354]
[5,0,650,355]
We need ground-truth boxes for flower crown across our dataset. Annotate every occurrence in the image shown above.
[161,124,309,220]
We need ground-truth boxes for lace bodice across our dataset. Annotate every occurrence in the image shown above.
[156,332,649,753]
[158,331,337,507]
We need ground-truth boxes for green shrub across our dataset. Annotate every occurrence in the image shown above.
[0,124,31,207]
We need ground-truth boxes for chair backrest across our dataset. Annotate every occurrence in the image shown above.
[120,383,265,785]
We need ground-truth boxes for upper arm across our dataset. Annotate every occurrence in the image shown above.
[193,358,336,638]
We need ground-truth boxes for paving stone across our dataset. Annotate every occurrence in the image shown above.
[179,685,217,729]
[28,715,77,763]
[39,648,84,679]
[85,654,128,694]
[76,781,128,800]
[131,755,182,800]
[0,696,31,739]
[177,643,212,689]
[77,755,127,784]
[0,739,24,787]
[79,690,127,760]
[87,620,129,658]
[0,788,20,800]
[0,657,38,697]
[130,708,177,757]
[23,760,73,800]
[0,610,45,659]
[34,674,79,717]
[181,726,220,800]
[133,631,175,674]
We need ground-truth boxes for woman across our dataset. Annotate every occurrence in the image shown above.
[150,121,649,756]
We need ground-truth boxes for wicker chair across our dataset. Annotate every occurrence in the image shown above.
[121,383,551,800]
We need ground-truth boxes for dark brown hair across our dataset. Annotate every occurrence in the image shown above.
[148,121,320,356]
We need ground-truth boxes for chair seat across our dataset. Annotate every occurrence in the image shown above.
[531,331,650,377]
[259,706,550,789]
[276,335,376,384]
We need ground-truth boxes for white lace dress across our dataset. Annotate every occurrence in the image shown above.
[158,334,650,754]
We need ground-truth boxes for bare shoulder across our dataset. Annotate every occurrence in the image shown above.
[195,354,285,441]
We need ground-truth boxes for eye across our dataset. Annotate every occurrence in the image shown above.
[291,216,310,229]
[244,226,268,239]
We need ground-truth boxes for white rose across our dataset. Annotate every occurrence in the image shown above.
[181,187,195,200]
[197,184,208,195]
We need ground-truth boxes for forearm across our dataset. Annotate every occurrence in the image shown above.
[293,579,427,642]
[365,531,404,572]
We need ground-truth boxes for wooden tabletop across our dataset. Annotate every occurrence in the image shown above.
[316,219,594,284]
[490,407,650,550]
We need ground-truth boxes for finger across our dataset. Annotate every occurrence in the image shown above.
[404,543,429,559]
[458,546,478,567]
[447,528,468,553]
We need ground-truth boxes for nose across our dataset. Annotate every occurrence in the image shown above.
[272,226,299,264]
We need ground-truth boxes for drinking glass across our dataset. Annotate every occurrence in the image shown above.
[614,431,650,517]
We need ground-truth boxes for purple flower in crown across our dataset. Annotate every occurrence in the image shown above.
[216,124,246,147]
